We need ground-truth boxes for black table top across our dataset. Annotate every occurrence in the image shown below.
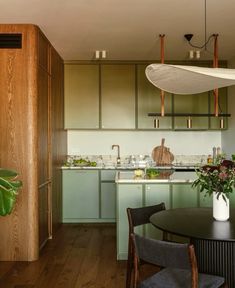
[150,207,235,241]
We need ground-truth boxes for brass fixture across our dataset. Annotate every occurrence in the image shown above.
[187,116,192,129]
[154,118,160,128]
[220,117,224,129]
[112,144,121,164]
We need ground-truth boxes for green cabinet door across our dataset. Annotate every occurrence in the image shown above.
[62,170,99,222]
[144,184,171,239]
[199,191,213,207]
[116,184,143,260]
[137,64,172,129]
[101,182,116,220]
[174,92,209,130]
[101,64,136,129]
[172,184,199,208]
[64,64,99,129]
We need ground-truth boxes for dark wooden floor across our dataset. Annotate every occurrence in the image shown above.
[0,224,127,288]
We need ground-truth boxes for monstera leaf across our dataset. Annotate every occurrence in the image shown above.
[0,169,22,216]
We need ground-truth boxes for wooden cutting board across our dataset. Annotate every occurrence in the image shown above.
[152,138,174,165]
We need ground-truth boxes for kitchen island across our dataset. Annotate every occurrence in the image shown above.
[62,165,216,260]
[115,170,211,260]
[61,165,199,223]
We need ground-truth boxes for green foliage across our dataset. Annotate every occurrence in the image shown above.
[192,160,235,201]
[0,169,22,216]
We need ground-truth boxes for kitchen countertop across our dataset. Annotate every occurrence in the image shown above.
[61,163,200,171]
[115,170,197,183]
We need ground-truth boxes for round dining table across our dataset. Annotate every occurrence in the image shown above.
[150,207,235,288]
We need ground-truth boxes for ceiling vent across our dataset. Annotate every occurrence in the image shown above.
[0,34,22,48]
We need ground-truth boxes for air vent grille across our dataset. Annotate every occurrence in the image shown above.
[0,34,22,48]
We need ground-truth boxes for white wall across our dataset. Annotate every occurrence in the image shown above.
[222,58,235,157]
[67,130,221,156]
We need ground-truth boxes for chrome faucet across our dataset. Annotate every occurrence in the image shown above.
[112,144,121,165]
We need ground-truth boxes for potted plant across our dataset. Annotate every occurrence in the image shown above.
[0,169,22,216]
[192,159,235,221]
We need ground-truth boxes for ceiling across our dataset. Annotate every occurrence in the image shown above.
[1,0,235,61]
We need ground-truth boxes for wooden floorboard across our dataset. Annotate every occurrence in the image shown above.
[0,224,126,288]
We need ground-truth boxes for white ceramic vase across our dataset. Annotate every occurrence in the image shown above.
[213,192,230,221]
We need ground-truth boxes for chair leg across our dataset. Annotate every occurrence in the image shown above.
[126,247,133,288]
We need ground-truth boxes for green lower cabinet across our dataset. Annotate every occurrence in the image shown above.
[63,170,99,222]
[117,184,143,260]
[101,182,116,221]
[63,170,117,223]
[172,184,199,208]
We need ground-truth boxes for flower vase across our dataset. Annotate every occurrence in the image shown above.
[213,192,230,221]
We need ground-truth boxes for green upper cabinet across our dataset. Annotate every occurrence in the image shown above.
[64,62,229,131]
[101,64,136,129]
[64,64,99,129]
[173,92,209,130]
[209,88,228,130]
[137,64,172,129]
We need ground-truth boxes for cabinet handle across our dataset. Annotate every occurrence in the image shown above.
[38,180,51,189]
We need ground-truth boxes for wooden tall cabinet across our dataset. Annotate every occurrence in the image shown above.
[0,24,66,261]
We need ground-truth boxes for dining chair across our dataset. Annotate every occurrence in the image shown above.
[131,233,227,288]
[126,203,166,288]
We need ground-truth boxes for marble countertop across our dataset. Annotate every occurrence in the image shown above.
[61,164,199,171]
[115,171,197,183]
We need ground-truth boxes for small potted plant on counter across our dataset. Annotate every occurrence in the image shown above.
[192,160,235,221]
[0,169,22,216]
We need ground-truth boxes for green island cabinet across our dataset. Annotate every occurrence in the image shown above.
[116,183,235,260]
[116,183,199,260]
[62,170,116,223]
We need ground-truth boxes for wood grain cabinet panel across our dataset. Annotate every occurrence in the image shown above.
[51,47,66,233]
[0,24,66,261]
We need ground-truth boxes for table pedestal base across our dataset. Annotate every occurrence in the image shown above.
[192,239,235,288]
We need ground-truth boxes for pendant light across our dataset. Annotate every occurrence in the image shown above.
[146,64,235,94]
[146,0,235,107]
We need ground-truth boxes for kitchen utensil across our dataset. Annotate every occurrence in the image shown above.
[152,138,174,165]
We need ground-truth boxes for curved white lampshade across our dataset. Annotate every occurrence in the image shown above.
[145,64,235,94]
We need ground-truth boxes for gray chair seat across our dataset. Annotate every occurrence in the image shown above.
[139,267,225,288]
